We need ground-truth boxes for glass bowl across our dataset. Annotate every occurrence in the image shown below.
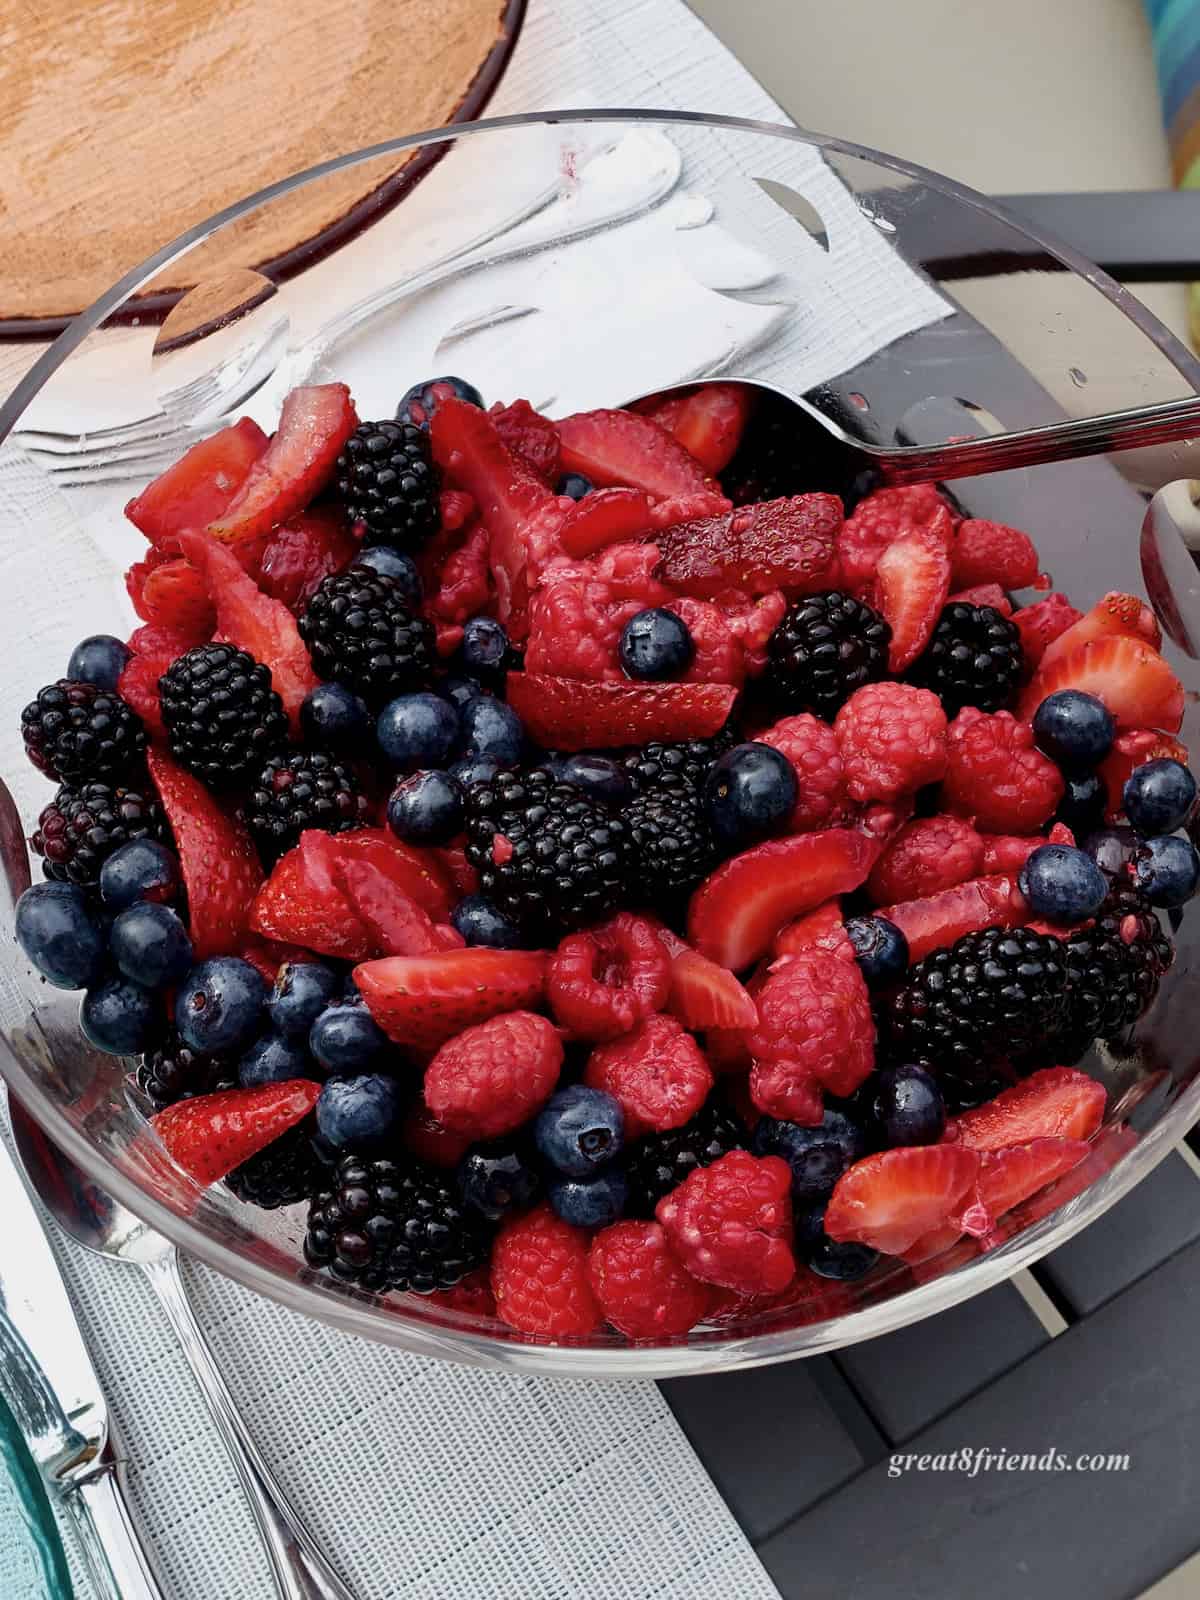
[2,111,1199,1378]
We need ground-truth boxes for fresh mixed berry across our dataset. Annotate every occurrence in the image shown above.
[11,377,1197,1345]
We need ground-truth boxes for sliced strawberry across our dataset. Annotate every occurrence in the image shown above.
[875,513,953,671]
[126,546,172,620]
[147,747,264,960]
[644,383,754,474]
[337,832,454,919]
[557,407,728,503]
[137,558,216,637]
[506,672,736,751]
[1038,591,1162,675]
[969,1137,1091,1226]
[1011,592,1084,669]
[335,854,461,956]
[488,398,561,482]
[257,507,358,613]
[950,518,1040,591]
[824,1145,981,1256]
[688,829,877,970]
[947,582,1012,615]
[953,1067,1107,1151]
[666,948,758,1030]
[899,1219,968,1265]
[878,873,1026,963]
[153,1080,320,1186]
[1099,728,1191,819]
[125,417,269,551]
[118,623,199,738]
[355,949,549,1051]
[236,935,317,986]
[250,843,371,960]
[559,488,656,557]
[654,494,841,599]
[431,844,480,900]
[1019,635,1184,733]
[772,900,855,963]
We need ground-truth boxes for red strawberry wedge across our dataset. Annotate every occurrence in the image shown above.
[1018,635,1184,733]
[335,831,454,921]
[335,855,462,956]
[506,673,737,751]
[137,558,216,636]
[875,513,953,671]
[147,748,263,960]
[952,1067,1107,1151]
[125,417,269,551]
[559,488,656,558]
[824,1145,981,1256]
[654,494,841,599]
[772,900,856,963]
[644,382,754,474]
[153,1080,321,1186]
[970,1137,1091,1226]
[688,829,877,970]
[668,948,759,1030]
[119,623,203,739]
[250,842,372,961]
[1037,590,1162,675]
[355,949,550,1051]
[557,408,728,503]
[257,507,359,613]
[879,873,1027,963]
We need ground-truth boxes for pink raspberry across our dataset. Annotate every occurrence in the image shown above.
[588,1220,712,1339]
[867,814,985,905]
[425,523,492,624]
[547,912,671,1041]
[426,1265,496,1317]
[836,484,954,597]
[491,1205,601,1338]
[667,596,746,686]
[401,1099,472,1169]
[424,1010,562,1139]
[525,544,671,680]
[747,950,875,1124]
[834,682,949,804]
[941,707,1064,833]
[759,713,846,830]
[584,1013,713,1137]
[716,587,788,678]
[655,1149,796,1294]
[1011,593,1084,668]
[951,518,1041,590]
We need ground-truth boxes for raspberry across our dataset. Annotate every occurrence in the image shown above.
[425,523,493,624]
[867,814,985,905]
[655,1149,796,1294]
[588,1220,711,1338]
[525,544,670,680]
[759,714,846,831]
[491,1204,602,1337]
[584,1013,713,1137]
[426,1264,497,1317]
[720,587,788,678]
[1011,593,1084,668]
[836,484,953,597]
[834,682,948,804]
[547,913,671,1041]
[747,950,875,1124]
[402,1099,472,1169]
[424,1010,563,1139]
[941,707,1064,833]
[667,596,746,686]
[951,519,1041,590]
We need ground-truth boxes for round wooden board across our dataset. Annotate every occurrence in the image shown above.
[0,0,525,335]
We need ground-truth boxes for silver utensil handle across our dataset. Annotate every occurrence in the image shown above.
[64,1455,166,1600]
[144,1251,356,1600]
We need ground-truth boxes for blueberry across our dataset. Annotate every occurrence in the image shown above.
[450,894,525,949]
[15,882,106,990]
[109,902,193,989]
[1084,825,1139,878]
[175,958,266,1054]
[315,1073,405,1153]
[376,692,460,771]
[619,608,695,680]
[309,1002,391,1075]
[386,770,464,845]
[81,975,162,1056]
[795,1206,879,1281]
[458,696,523,765]
[1018,843,1109,921]
[1123,758,1197,836]
[556,473,593,501]
[1032,690,1116,771]
[753,1111,867,1205]
[67,634,130,691]
[396,375,483,428]
[534,1084,625,1177]
[1056,771,1106,838]
[97,838,181,911]
[457,1140,540,1221]
[867,1064,945,1147]
[460,617,511,683]
[267,962,342,1039]
[440,676,484,713]
[705,742,798,849]
[350,547,422,605]
[300,683,371,751]
[844,915,909,988]
[449,755,503,790]
[557,753,634,805]
[239,1031,317,1088]
[548,1168,628,1228]
[1132,834,1200,907]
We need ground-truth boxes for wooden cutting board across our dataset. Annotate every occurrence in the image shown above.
[0,0,524,332]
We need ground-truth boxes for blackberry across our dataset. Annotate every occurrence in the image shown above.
[136,1032,237,1111]
[909,602,1024,716]
[765,591,891,718]
[1050,886,1173,1061]
[620,730,736,797]
[464,767,633,937]
[624,1098,748,1218]
[31,782,168,887]
[21,681,145,786]
[887,926,1069,1079]
[159,644,288,789]
[299,570,435,705]
[225,1127,323,1209]
[625,787,716,901]
[335,419,440,548]
[303,1156,488,1292]
[247,751,370,861]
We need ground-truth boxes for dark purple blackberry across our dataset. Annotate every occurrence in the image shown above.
[246,751,370,861]
[464,767,633,937]
[159,643,288,788]
[21,681,146,785]
[136,1032,237,1111]
[303,1156,489,1292]
[1050,885,1173,1061]
[298,569,435,705]
[765,591,891,718]
[335,419,440,548]
[624,1099,748,1218]
[908,602,1024,716]
[620,730,737,797]
[31,782,168,887]
[625,786,716,901]
[225,1127,324,1209]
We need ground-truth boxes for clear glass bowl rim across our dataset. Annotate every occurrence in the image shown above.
[2,108,1198,1377]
